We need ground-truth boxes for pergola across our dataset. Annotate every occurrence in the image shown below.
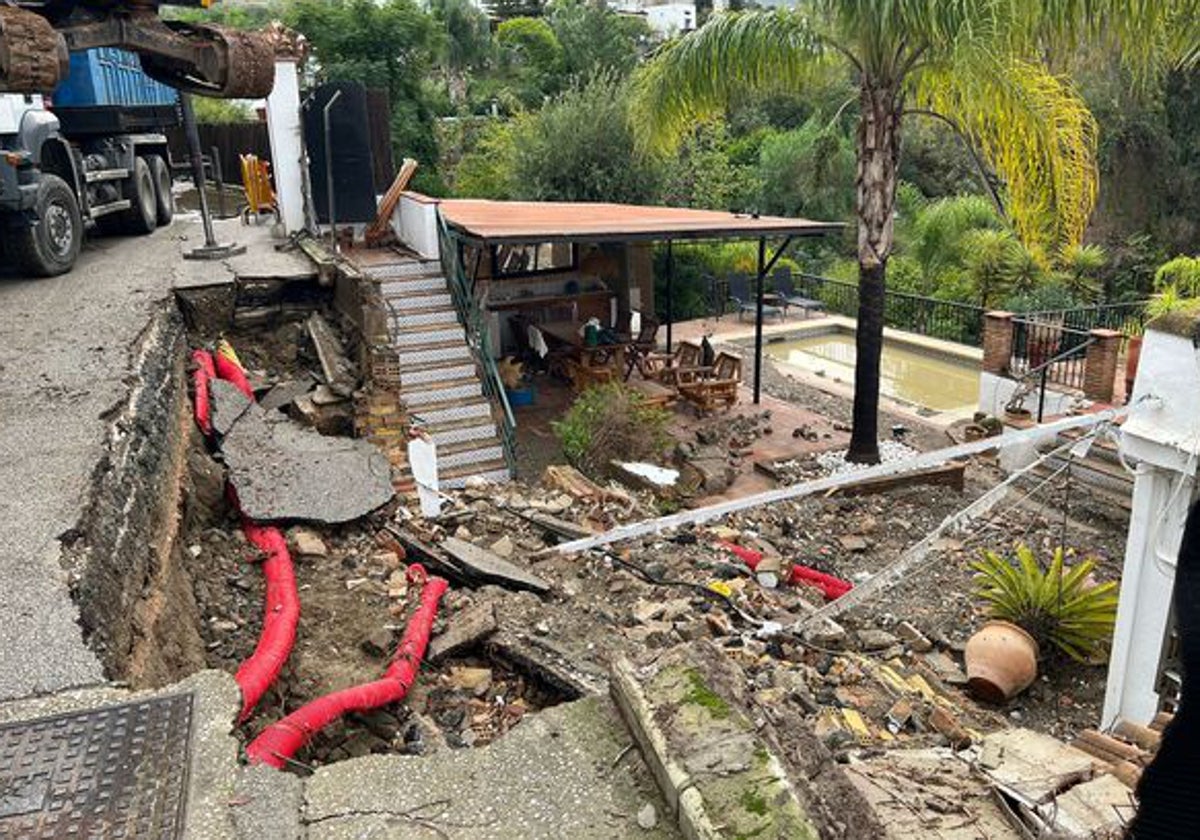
[437,198,843,403]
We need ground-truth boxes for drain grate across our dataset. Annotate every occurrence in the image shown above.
[0,693,193,839]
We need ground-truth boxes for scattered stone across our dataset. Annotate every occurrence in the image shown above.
[896,621,933,652]
[210,619,238,633]
[535,621,550,636]
[633,599,666,624]
[361,628,394,658]
[705,611,734,636]
[490,535,514,559]
[447,666,493,697]
[802,617,847,647]
[637,802,658,830]
[291,529,327,559]
[838,535,869,553]
[856,629,899,651]
[428,602,498,662]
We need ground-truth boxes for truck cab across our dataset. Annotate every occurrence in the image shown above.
[0,48,179,277]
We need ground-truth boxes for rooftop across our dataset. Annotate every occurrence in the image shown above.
[430,195,843,244]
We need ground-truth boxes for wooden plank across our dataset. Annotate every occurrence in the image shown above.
[1113,719,1162,753]
[440,536,550,594]
[825,459,967,497]
[306,312,357,397]
[427,601,498,662]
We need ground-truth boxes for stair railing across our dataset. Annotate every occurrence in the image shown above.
[436,214,517,476]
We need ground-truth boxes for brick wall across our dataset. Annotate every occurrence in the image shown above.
[1083,329,1121,403]
[982,311,1014,375]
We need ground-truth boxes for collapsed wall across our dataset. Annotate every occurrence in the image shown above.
[62,301,211,688]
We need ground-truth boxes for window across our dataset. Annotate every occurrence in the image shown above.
[492,242,577,278]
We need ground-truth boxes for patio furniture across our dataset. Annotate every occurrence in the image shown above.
[627,377,677,408]
[678,350,741,413]
[644,340,709,386]
[539,319,627,390]
[624,315,660,379]
[727,274,785,323]
[772,269,825,319]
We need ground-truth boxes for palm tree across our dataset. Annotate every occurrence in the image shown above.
[632,0,1196,462]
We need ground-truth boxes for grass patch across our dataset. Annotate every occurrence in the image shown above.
[682,669,731,720]
[740,788,769,816]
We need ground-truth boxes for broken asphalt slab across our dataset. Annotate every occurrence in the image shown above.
[218,399,394,524]
[210,378,254,436]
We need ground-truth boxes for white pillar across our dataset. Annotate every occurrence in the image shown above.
[265,59,305,236]
[1101,323,1200,727]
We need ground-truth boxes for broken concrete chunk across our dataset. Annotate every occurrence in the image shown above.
[979,728,1096,806]
[260,377,316,412]
[221,405,394,524]
[290,393,353,436]
[209,378,254,437]
[291,529,328,559]
[447,666,493,697]
[439,537,549,594]
[896,620,933,652]
[428,601,498,662]
[838,535,869,552]
[856,629,898,651]
[632,599,665,624]
[489,535,514,559]
[307,312,356,396]
[636,802,658,830]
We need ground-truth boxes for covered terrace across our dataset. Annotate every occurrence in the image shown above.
[433,197,843,404]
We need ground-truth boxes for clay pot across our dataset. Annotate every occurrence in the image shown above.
[1125,335,1143,400]
[964,620,1039,703]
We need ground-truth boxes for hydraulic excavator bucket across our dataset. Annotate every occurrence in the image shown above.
[0,7,68,93]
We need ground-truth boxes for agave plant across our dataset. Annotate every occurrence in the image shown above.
[972,544,1118,661]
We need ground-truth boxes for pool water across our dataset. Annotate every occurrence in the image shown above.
[765,332,979,411]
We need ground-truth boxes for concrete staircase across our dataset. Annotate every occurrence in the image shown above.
[372,257,510,489]
[1026,426,1133,513]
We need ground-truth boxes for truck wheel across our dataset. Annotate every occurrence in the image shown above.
[122,157,158,235]
[10,174,82,277]
[146,155,174,226]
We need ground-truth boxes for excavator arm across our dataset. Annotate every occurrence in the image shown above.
[0,1,274,98]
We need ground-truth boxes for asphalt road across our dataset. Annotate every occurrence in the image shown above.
[0,222,200,700]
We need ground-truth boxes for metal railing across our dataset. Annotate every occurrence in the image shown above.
[436,215,517,476]
[1008,317,1093,390]
[792,273,986,346]
[1019,301,1148,348]
[1005,327,1097,422]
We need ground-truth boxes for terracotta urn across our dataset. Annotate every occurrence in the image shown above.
[964,620,1039,703]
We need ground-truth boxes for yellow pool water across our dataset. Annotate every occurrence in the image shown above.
[765,332,979,411]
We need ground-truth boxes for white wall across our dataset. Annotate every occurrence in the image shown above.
[393,193,440,259]
[977,371,1075,419]
[1103,326,1200,726]
[264,61,305,235]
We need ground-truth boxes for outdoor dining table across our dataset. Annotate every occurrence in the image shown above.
[538,319,630,378]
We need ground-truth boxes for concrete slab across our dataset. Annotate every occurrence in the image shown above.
[304,695,682,840]
[232,765,305,840]
[0,669,242,840]
[222,404,394,524]
[173,217,317,289]
[212,377,255,436]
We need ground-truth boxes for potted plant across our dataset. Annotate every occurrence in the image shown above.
[965,544,1118,703]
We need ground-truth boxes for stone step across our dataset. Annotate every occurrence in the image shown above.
[382,290,453,311]
[379,274,446,296]
[409,398,493,426]
[389,307,459,329]
[425,419,502,447]
[396,342,474,368]
[403,379,484,408]
[400,361,478,388]
[396,458,511,490]
[368,259,442,280]
[393,326,465,347]
[438,441,505,469]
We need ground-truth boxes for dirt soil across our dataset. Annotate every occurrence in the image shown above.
[176,315,1133,775]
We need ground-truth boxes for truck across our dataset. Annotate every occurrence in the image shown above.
[1,47,180,275]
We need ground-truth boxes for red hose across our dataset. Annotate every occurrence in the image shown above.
[236,520,301,722]
[716,540,852,601]
[245,566,448,769]
[192,349,216,436]
[190,341,300,722]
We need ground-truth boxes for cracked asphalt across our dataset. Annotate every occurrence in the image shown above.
[0,221,201,701]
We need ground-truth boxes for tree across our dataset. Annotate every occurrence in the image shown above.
[431,0,494,106]
[548,0,649,81]
[633,2,1197,462]
[755,119,855,221]
[496,16,565,102]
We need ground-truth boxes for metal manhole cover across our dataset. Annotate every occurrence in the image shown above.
[0,693,193,839]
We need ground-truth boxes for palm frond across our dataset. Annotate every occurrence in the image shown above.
[629,10,832,154]
[914,58,1098,252]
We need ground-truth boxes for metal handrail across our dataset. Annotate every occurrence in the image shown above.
[435,214,517,475]
[1006,335,1097,422]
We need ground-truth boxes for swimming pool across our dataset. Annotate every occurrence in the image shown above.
[762,328,980,412]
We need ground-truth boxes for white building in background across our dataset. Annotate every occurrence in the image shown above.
[613,0,697,36]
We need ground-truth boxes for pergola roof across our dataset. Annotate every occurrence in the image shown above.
[434,196,842,244]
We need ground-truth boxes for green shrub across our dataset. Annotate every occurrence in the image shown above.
[972,544,1118,661]
[552,383,670,477]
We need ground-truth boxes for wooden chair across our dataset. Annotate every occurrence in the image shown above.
[679,350,741,413]
[645,340,709,386]
[624,315,660,379]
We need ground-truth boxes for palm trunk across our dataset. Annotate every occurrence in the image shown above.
[847,81,902,465]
